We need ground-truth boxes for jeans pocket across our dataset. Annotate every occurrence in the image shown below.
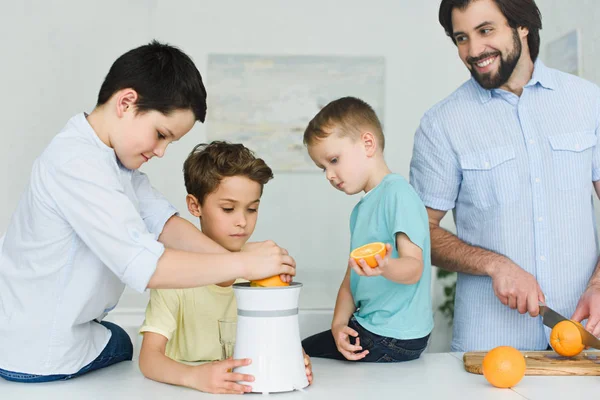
[548,132,596,191]
[380,337,428,361]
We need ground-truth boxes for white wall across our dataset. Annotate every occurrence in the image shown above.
[0,0,474,352]
[537,0,600,85]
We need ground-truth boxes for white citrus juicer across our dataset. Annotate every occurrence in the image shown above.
[232,282,309,393]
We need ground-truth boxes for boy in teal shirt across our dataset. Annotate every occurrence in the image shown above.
[301,97,433,362]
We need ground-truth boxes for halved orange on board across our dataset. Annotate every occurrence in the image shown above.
[250,275,290,287]
[550,320,585,357]
[350,242,387,268]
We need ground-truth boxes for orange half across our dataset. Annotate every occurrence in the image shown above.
[350,242,386,268]
[550,320,585,357]
[250,275,290,287]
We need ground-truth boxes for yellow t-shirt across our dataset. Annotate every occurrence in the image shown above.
[140,285,237,362]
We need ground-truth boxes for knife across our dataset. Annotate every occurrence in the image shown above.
[539,303,600,350]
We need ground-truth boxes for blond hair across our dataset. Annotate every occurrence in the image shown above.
[303,97,384,150]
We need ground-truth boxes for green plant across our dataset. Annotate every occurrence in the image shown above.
[437,268,456,324]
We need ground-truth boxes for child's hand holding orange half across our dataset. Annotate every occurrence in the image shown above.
[349,242,392,277]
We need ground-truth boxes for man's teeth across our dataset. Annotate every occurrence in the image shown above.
[477,57,495,68]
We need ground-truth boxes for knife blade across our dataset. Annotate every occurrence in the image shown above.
[539,303,600,350]
[539,304,567,329]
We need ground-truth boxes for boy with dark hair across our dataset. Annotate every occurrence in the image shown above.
[0,42,294,383]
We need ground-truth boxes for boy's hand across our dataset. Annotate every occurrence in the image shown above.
[303,349,313,385]
[241,240,296,283]
[348,243,392,277]
[185,358,254,394]
[331,323,369,361]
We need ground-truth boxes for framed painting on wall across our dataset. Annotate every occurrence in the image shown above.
[206,54,385,172]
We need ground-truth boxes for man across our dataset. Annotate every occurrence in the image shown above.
[410,0,600,351]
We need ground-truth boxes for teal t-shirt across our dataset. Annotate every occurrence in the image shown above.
[350,174,433,340]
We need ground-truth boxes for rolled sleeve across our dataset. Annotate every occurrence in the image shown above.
[122,229,165,293]
[409,113,461,211]
[42,153,163,292]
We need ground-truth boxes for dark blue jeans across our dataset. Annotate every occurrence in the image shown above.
[0,321,133,383]
[302,316,429,363]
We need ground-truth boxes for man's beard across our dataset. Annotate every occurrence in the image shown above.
[468,28,522,89]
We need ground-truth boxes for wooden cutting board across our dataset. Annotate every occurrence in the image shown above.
[464,351,600,376]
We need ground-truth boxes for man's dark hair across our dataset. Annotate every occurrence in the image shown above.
[97,40,207,122]
[439,0,542,62]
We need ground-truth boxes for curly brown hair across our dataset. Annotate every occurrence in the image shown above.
[303,96,385,150]
[183,141,273,204]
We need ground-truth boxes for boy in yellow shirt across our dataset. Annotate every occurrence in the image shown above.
[139,141,312,394]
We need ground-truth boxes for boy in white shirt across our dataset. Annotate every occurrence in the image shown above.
[0,41,295,383]
[138,141,312,394]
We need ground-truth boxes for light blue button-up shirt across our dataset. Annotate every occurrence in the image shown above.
[0,114,177,374]
[410,61,600,351]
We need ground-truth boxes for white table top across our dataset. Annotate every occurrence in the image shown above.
[0,353,598,399]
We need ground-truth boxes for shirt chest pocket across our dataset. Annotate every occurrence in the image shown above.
[548,131,596,191]
[459,146,519,209]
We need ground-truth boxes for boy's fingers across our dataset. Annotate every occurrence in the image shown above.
[279,265,296,277]
[355,350,369,359]
[342,349,369,361]
[223,358,252,369]
[340,340,362,352]
[222,383,251,394]
[341,335,363,352]
[281,255,296,269]
[350,263,365,276]
[343,327,359,337]
[227,372,255,383]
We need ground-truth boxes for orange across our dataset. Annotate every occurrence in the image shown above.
[350,242,387,268]
[482,346,526,388]
[250,275,290,287]
[550,320,584,357]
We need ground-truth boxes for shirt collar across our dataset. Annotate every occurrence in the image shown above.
[71,112,121,167]
[473,59,556,103]
[526,59,557,90]
[74,112,113,151]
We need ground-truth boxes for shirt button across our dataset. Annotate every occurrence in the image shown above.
[529,139,535,144]
[540,255,546,261]
[484,161,490,168]
[538,217,543,222]
[575,144,580,150]
[535,177,541,183]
